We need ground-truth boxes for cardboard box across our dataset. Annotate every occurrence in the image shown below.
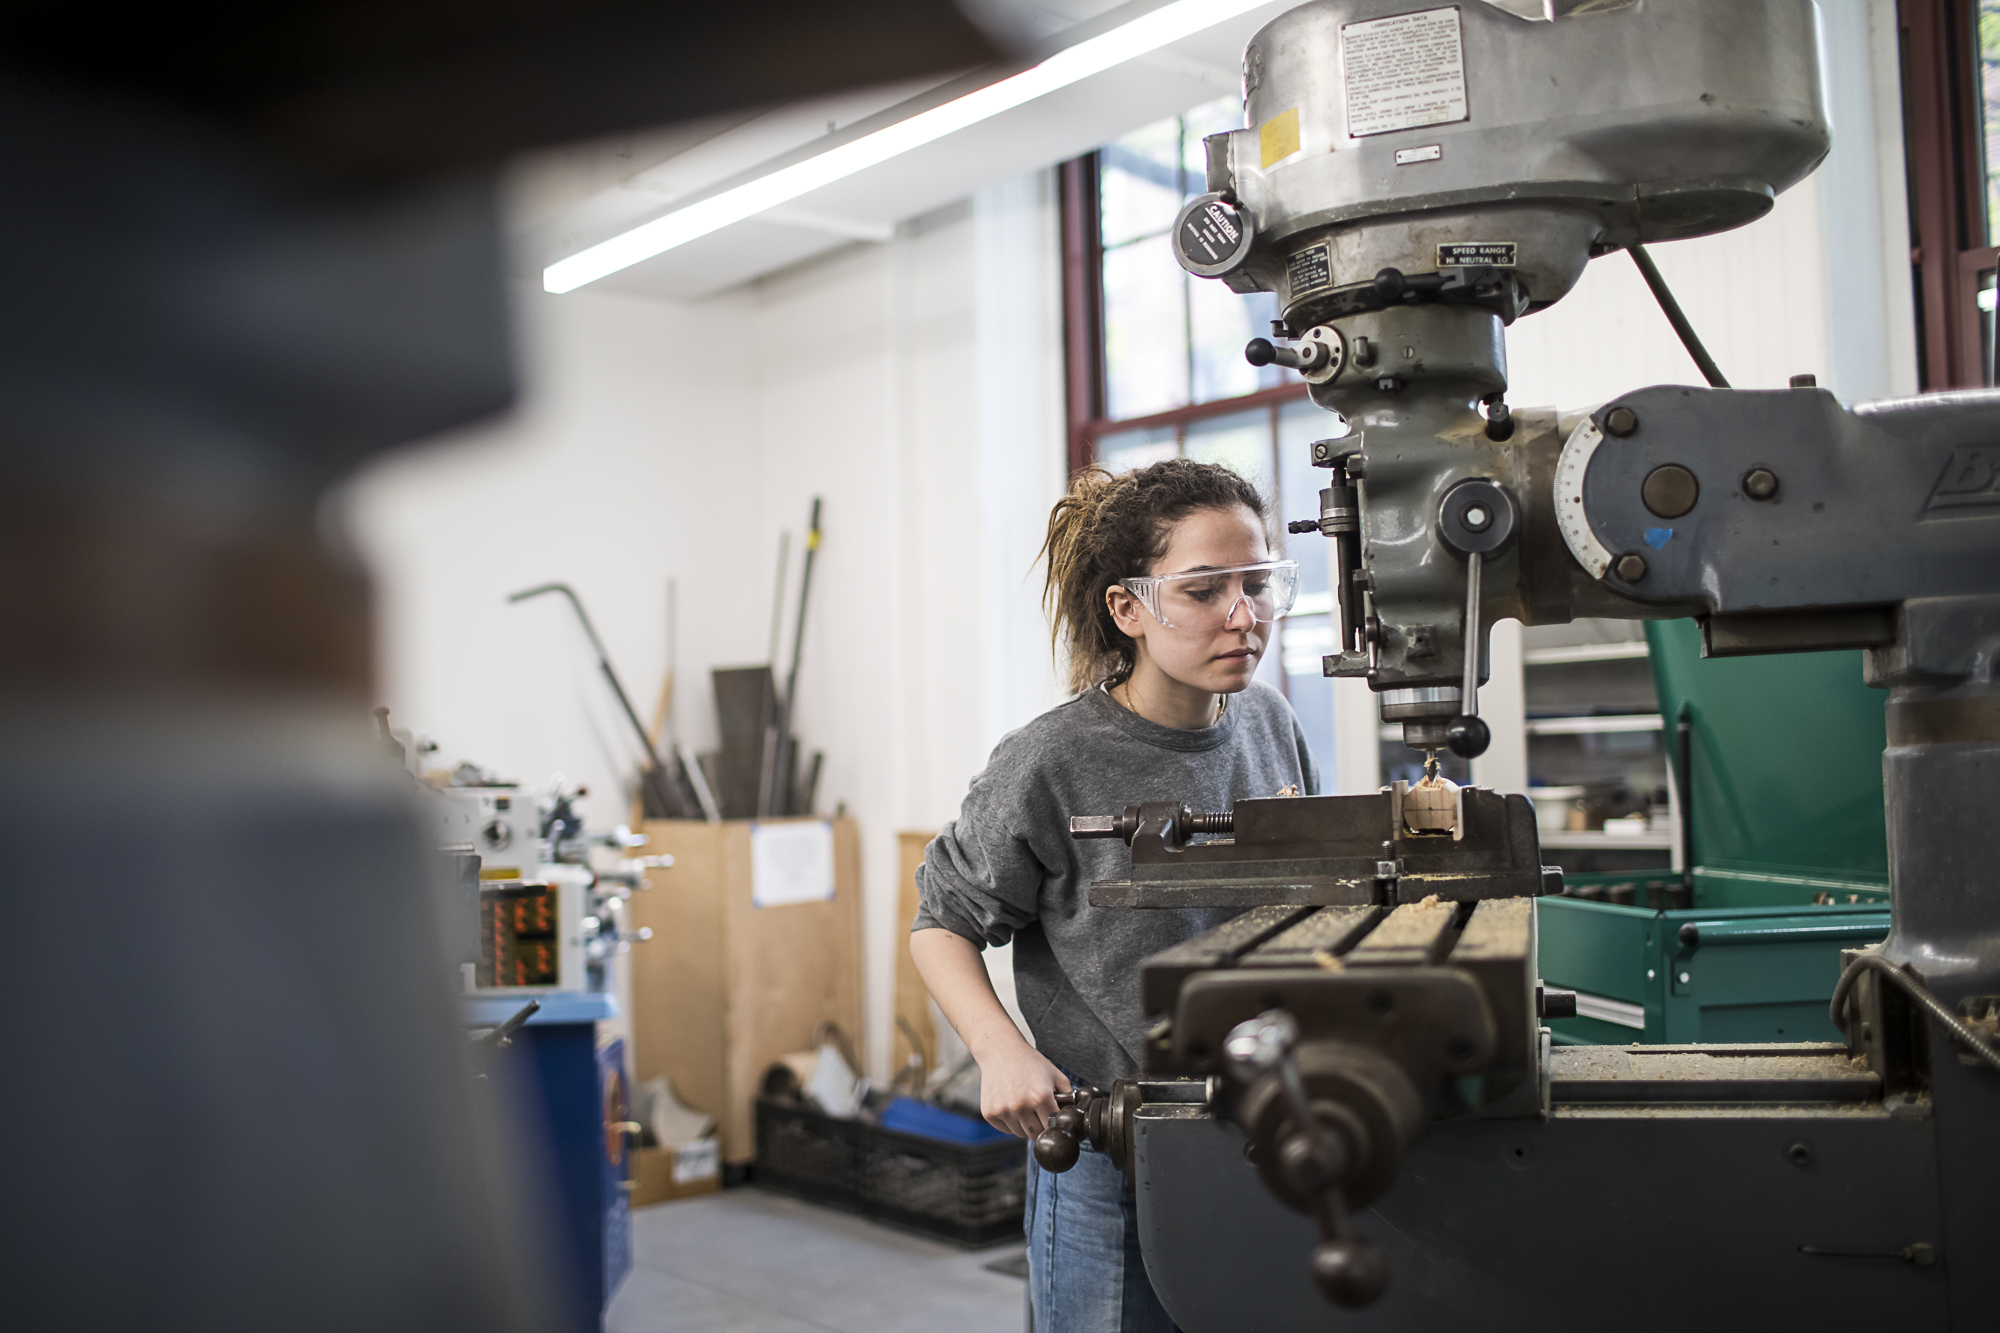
[629,1137,721,1207]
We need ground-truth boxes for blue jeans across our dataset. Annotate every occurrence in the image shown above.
[1025,1142,1180,1332]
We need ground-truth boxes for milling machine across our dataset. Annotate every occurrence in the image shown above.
[1030,3,2000,1328]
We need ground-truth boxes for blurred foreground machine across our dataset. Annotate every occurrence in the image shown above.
[1032,3,2000,1329]
[0,4,997,1328]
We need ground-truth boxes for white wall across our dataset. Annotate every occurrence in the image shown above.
[1504,0,1915,410]
[736,173,1068,1075]
[343,173,1066,1082]
[342,283,762,809]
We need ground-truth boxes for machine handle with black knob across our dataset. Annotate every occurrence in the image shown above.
[1032,1084,1106,1173]
[1223,1009,1388,1309]
[1433,478,1522,760]
[1244,337,1329,372]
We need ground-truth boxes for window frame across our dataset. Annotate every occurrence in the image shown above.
[1058,150,1311,477]
[1902,0,2000,387]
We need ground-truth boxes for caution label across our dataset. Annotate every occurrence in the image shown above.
[1437,242,1517,268]
[1178,199,1244,268]
[1286,245,1333,297]
[1342,7,1469,138]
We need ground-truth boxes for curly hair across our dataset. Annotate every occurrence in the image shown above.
[1038,458,1270,694]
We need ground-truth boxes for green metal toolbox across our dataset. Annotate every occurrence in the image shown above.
[1535,620,1892,1044]
[1538,892,1890,1044]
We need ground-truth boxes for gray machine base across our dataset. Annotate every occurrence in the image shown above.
[1136,1101,1944,1331]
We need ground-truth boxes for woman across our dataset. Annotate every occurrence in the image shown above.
[910,458,1319,1331]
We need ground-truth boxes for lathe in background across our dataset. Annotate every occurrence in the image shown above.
[417,742,673,1332]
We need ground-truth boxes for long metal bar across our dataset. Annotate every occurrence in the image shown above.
[508,582,685,818]
[1460,551,1483,719]
[755,534,787,818]
[767,530,789,667]
[1628,244,1730,388]
[760,499,822,817]
[665,578,720,821]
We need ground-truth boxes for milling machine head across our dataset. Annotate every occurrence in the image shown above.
[1175,0,1830,755]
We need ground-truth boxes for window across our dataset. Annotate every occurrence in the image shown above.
[1903,0,2000,386]
[1098,100,1283,418]
[1060,101,1340,770]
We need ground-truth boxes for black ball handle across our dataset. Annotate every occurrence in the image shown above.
[1446,715,1490,759]
[1313,1238,1389,1308]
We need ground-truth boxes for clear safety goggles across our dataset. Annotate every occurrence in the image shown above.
[1121,560,1300,631]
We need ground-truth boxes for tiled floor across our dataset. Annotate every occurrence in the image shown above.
[607,1188,1028,1333]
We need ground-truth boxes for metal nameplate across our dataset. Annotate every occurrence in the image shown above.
[1285,244,1333,297]
[1437,242,1517,267]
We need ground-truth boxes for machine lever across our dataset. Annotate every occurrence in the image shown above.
[1032,1085,1106,1173]
[1447,551,1491,759]
[1434,477,1516,760]
[1223,1011,1389,1309]
[1244,337,1328,372]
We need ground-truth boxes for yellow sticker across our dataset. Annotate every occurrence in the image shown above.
[1259,107,1301,168]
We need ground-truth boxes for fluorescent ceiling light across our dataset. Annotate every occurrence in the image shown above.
[543,0,1268,293]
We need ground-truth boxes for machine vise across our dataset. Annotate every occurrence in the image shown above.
[1039,791,1573,1307]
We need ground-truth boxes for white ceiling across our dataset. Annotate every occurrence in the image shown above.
[508,0,1297,302]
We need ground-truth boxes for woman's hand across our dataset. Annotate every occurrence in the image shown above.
[978,1043,1071,1139]
[909,928,1073,1139]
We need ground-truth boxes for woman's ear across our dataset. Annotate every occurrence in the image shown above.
[1106,583,1147,640]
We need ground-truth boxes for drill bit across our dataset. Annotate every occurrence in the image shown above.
[1423,750,1440,783]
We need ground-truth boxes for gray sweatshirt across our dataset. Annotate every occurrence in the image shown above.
[912,681,1320,1088]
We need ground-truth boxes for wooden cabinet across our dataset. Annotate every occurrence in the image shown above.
[627,817,862,1164]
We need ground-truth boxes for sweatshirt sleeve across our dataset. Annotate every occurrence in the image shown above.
[1295,710,1324,795]
[910,735,1054,948]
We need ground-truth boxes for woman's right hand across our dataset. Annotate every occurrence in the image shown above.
[978,1044,1072,1139]
[907,929,1072,1139]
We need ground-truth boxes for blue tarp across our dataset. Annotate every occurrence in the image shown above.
[878,1096,1011,1145]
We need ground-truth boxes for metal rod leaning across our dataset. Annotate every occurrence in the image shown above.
[508,582,687,819]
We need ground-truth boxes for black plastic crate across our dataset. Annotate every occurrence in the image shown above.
[755,1098,1025,1248]
[858,1124,1027,1247]
[755,1097,860,1210]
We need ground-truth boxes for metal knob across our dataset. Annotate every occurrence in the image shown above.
[1032,1087,1103,1174]
[1040,1096,1088,1160]
[1313,1238,1389,1308]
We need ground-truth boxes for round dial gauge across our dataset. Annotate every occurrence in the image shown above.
[1554,417,1614,579]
